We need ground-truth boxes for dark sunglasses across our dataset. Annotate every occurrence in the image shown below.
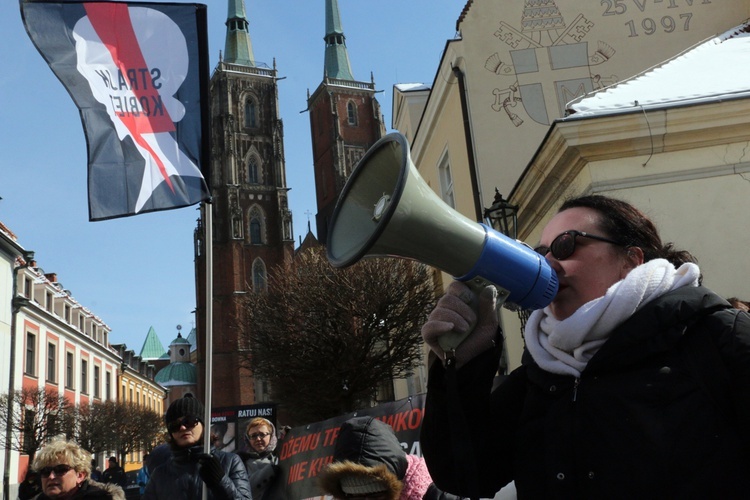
[39,464,74,478]
[534,230,624,261]
[167,415,202,433]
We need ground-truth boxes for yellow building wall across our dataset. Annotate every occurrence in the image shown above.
[119,370,166,473]
[455,0,750,208]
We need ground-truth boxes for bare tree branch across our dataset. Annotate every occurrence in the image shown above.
[0,387,75,464]
[237,247,435,425]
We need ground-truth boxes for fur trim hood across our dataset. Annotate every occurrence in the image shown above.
[30,479,125,500]
[318,460,403,500]
[89,479,126,500]
[318,416,409,499]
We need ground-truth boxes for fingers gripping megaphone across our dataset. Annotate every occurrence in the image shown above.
[326,133,558,351]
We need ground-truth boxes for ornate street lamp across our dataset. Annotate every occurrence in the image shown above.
[484,188,518,240]
[483,190,533,349]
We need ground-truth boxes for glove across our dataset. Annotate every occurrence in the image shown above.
[422,281,499,368]
[196,453,225,488]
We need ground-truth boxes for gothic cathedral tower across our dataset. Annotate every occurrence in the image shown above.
[308,0,385,243]
[195,0,294,408]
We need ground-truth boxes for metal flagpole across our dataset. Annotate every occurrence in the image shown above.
[202,202,213,500]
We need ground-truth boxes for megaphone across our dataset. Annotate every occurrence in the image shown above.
[327,133,558,349]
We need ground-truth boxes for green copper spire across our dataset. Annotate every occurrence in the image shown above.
[224,0,255,66]
[138,326,166,360]
[324,0,354,80]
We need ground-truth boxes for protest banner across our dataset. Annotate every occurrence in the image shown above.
[210,403,277,454]
[277,394,426,499]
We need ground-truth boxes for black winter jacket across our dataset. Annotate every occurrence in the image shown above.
[422,286,750,499]
[142,446,251,500]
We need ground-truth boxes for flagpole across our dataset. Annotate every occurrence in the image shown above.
[203,201,213,452]
[202,202,213,500]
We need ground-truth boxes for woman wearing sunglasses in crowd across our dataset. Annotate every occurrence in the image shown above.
[420,194,750,499]
[29,439,124,500]
[142,396,251,500]
[238,417,282,500]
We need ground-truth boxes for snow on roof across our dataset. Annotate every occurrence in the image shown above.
[565,22,750,119]
[394,83,431,92]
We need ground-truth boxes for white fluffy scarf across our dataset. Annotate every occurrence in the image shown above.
[524,259,701,377]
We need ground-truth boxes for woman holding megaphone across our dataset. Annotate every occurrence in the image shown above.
[420,194,750,499]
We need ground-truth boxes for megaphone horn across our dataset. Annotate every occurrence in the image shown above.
[327,133,558,346]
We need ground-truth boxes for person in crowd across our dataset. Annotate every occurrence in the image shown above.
[100,458,126,490]
[88,461,101,483]
[145,444,171,476]
[29,439,125,499]
[136,454,150,496]
[318,416,462,500]
[239,417,280,500]
[728,296,750,311]
[420,194,750,499]
[18,470,42,500]
[142,395,251,499]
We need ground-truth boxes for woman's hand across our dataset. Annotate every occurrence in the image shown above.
[422,281,500,368]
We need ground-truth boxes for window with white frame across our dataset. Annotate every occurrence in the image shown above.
[25,332,36,376]
[47,342,57,383]
[65,351,74,390]
[438,152,455,208]
[81,359,88,394]
[94,365,100,399]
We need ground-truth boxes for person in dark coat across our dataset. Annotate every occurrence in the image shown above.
[238,417,280,500]
[142,396,251,500]
[100,458,126,490]
[318,416,462,500]
[29,439,124,499]
[18,470,42,500]
[421,195,750,499]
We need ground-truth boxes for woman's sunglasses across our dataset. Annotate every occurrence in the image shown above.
[39,464,74,478]
[167,415,202,433]
[534,230,624,261]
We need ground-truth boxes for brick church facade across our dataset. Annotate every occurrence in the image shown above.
[195,0,383,416]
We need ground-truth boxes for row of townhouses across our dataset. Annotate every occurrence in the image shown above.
[0,221,168,498]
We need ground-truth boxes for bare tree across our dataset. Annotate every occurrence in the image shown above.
[239,246,436,425]
[92,400,164,463]
[0,387,75,464]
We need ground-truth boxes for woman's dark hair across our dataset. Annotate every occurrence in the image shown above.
[559,195,698,268]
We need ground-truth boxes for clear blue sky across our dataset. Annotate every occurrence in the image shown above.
[0,0,460,351]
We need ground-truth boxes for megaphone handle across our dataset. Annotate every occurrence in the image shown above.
[437,277,509,353]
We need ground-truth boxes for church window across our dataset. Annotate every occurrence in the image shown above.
[244,97,258,128]
[250,218,262,244]
[347,101,358,126]
[252,260,268,292]
[248,156,259,184]
[248,206,265,244]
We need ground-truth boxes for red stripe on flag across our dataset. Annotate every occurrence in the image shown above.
[84,3,175,192]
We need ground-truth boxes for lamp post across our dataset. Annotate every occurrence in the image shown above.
[4,250,34,500]
[484,189,518,240]
[483,191,531,365]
